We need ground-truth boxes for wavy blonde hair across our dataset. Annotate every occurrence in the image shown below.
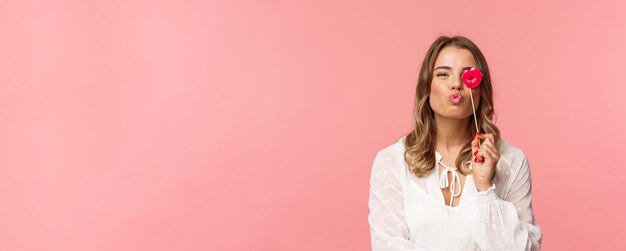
[404,36,500,177]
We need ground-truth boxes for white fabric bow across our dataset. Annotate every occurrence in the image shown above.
[438,161,462,207]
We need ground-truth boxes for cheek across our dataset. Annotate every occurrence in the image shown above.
[472,88,481,102]
[430,83,445,96]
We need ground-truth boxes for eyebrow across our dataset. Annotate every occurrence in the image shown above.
[433,66,473,71]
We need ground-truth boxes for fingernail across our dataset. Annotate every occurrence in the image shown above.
[476,132,482,136]
[474,157,477,162]
[473,150,478,156]
[472,135,476,140]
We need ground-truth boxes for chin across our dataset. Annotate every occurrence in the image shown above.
[442,110,472,120]
[447,115,471,120]
[432,105,472,120]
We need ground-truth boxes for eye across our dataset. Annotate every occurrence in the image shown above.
[436,72,449,77]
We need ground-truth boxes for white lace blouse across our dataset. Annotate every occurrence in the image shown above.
[368,135,543,251]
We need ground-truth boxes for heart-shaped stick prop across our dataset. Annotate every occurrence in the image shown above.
[462,68,483,148]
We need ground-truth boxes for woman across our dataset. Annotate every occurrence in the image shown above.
[367,36,543,251]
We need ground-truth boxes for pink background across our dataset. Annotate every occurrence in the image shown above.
[1,0,625,250]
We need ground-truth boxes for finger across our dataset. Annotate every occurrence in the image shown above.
[473,149,483,162]
[480,139,500,162]
[477,142,497,161]
[471,134,481,149]
[482,146,498,162]
[482,146,498,161]
[473,136,488,159]
[483,133,495,141]
[474,154,483,163]
[478,137,497,151]
[479,134,497,149]
[476,156,485,163]
[471,135,481,156]
[481,138,499,155]
[475,149,488,163]
[477,149,490,162]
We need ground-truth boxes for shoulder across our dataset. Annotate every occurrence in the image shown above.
[497,138,529,166]
[370,135,408,176]
[496,138,532,181]
[374,135,407,160]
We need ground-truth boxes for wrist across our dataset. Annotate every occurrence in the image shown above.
[476,183,494,192]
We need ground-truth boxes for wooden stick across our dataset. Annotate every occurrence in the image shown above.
[468,88,481,147]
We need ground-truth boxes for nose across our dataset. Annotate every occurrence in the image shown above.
[450,73,464,91]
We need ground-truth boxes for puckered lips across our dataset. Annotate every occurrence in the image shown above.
[449,92,463,105]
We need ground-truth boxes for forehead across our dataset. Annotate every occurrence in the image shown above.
[433,46,477,68]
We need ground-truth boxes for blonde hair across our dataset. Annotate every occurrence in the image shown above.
[404,36,500,177]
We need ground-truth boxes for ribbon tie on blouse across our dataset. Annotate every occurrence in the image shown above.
[437,161,462,207]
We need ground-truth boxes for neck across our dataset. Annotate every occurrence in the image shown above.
[434,113,471,154]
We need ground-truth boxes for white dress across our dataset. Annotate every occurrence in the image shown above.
[368,135,543,251]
